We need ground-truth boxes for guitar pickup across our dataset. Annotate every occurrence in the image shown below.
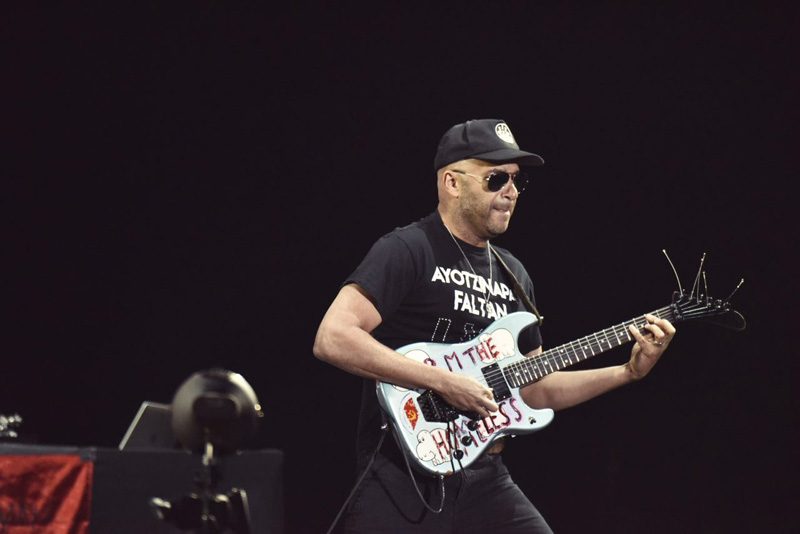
[481,363,511,402]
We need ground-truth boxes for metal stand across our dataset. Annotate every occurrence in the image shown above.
[151,436,253,534]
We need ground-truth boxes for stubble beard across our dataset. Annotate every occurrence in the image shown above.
[458,188,513,242]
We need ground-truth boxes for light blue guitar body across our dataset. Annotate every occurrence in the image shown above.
[376,312,554,476]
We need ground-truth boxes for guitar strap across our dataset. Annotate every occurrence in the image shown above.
[491,247,544,327]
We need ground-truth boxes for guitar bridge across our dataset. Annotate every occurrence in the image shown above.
[417,390,459,423]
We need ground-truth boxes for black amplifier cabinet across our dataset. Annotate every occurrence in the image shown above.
[91,448,284,534]
[0,444,284,534]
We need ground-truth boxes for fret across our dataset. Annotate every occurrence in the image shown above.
[534,358,547,377]
[581,340,590,359]
[553,353,562,371]
[571,345,580,362]
[601,330,613,349]
[557,347,568,366]
[533,361,544,379]
[636,316,648,333]
[560,347,572,366]
[530,360,544,380]
[520,361,536,384]
[613,325,628,344]
[508,368,518,388]
[500,305,678,389]
[511,365,521,385]
[621,322,634,340]
[622,324,632,341]
[573,341,587,360]
[591,333,603,352]
[522,364,533,382]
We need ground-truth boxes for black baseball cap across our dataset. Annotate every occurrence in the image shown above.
[434,119,544,170]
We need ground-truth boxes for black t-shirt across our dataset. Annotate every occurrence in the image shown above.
[345,210,543,460]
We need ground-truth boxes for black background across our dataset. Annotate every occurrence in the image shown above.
[4,3,797,533]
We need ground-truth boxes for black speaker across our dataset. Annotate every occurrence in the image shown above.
[90,448,283,534]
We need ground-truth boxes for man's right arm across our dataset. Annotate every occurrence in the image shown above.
[313,283,498,417]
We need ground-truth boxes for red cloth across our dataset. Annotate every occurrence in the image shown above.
[0,455,93,534]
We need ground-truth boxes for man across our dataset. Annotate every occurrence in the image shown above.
[314,119,675,533]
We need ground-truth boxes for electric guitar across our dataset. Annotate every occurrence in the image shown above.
[376,265,746,477]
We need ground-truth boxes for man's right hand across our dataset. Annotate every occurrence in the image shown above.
[437,372,498,418]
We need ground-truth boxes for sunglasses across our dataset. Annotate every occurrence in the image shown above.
[451,169,530,194]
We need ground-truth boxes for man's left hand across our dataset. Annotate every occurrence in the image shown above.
[626,314,676,379]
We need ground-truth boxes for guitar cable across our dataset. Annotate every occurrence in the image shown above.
[399,418,470,515]
[326,415,471,532]
[325,420,389,534]
[447,419,468,494]
[324,413,450,532]
[396,421,447,514]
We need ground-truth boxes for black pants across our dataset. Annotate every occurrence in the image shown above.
[343,452,554,534]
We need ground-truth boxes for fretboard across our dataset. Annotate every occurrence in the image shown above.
[503,305,675,389]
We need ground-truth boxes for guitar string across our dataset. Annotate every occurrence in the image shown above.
[443,226,690,385]
[407,307,673,473]
[488,312,668,381]
[475,306,678,387]
[422,244,711,393]
[431,299,721,470]
[502,308,677,384]
[411,301,710,471]
[491,301,721,387]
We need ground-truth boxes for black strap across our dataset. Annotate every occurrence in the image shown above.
[491,247,544,327]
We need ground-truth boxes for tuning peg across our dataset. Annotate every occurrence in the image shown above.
[724,279,745,303]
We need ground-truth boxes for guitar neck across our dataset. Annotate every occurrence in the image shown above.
[504,305,676,389]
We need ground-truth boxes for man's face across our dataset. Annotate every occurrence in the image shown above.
[453,160,522,241]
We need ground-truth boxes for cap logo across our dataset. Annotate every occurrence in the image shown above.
[495,123,515,144]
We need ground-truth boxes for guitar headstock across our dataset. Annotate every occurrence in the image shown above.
[671,291,746,331]
[664,251,747,331]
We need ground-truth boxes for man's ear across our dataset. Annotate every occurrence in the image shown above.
[441,170,460,198]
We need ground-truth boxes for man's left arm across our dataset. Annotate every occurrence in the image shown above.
[520,314,676,411]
